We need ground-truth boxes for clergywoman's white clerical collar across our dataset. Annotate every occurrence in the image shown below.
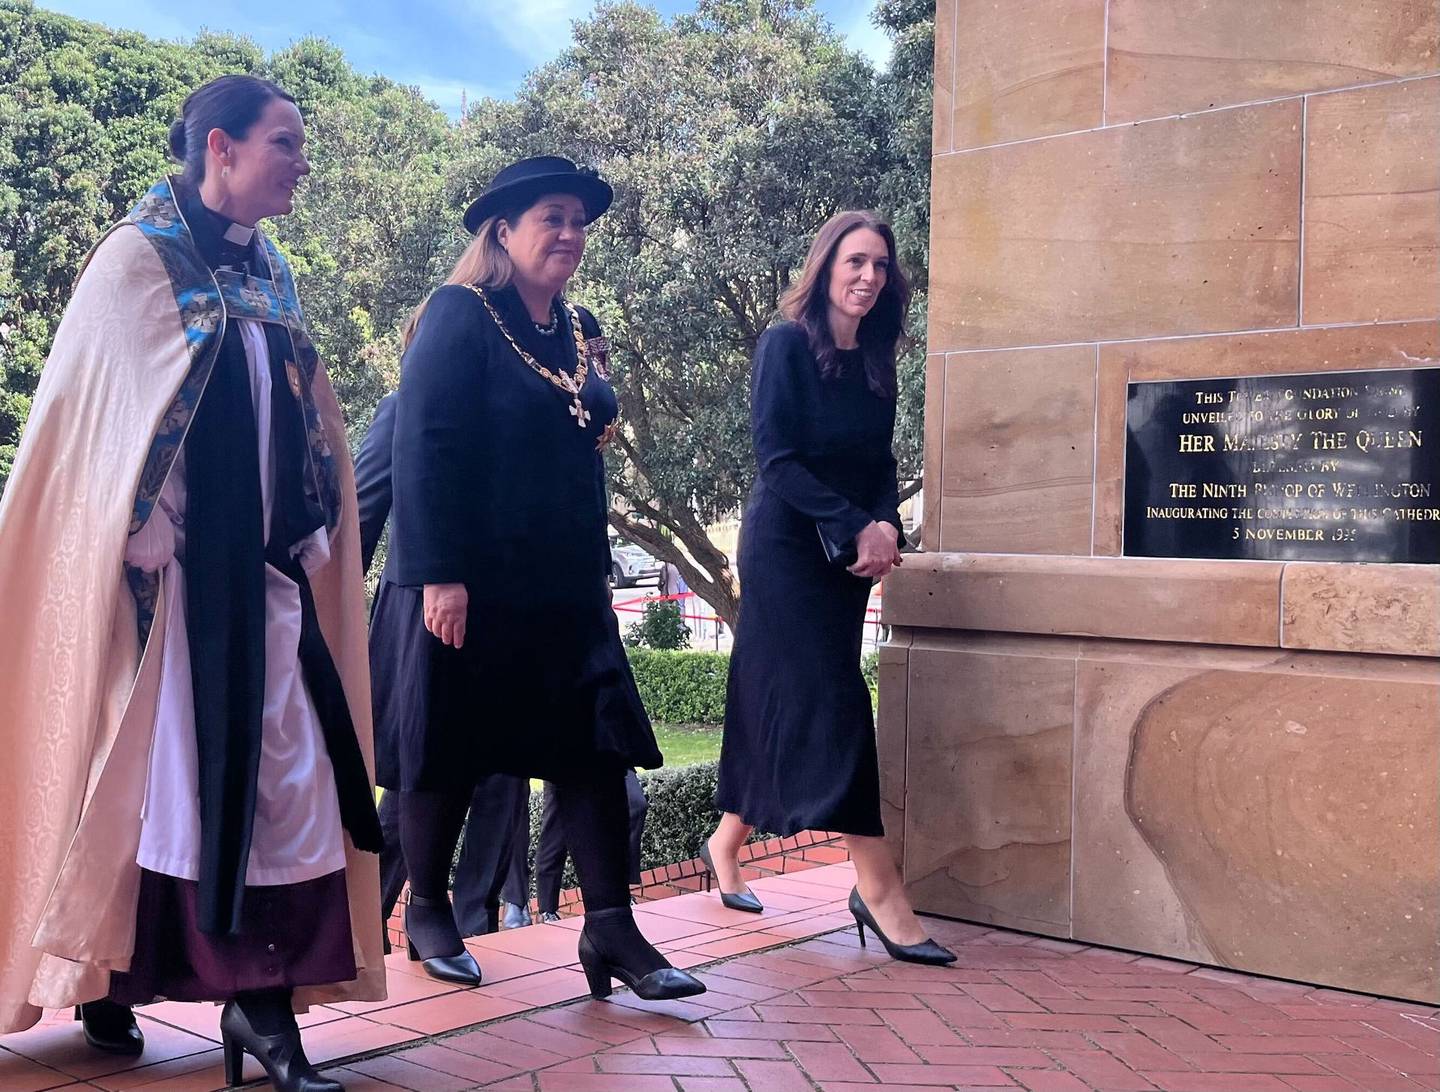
[223,222,256,246]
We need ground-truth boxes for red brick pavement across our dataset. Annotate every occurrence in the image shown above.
[326,919,1440,1092]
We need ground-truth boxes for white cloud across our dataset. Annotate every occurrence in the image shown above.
[835,0,891,69]
[457,0,591,65]
[410,78,471,116]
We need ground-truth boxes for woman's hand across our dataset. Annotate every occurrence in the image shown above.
[423,582,469,648]
[848,521,904,580]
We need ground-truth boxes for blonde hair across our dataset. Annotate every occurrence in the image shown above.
[401,214,515,347]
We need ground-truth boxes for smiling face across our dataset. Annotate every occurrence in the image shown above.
[209,96,309,223]
[497,192,588,295]
[826,227,890,327]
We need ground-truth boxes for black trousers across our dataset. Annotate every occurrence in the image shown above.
[378,773,530,936]
[504,769,648,914]
[398,763,637,925]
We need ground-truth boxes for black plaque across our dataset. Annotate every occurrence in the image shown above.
[1124,367,1440,563]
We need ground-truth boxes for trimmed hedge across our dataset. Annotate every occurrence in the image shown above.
[626,648,729,725]
[636,760,733,870]
[513,760,774,897]
[627,648,875,726]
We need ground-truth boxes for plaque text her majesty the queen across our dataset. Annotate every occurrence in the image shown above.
[1124,367,1439,563]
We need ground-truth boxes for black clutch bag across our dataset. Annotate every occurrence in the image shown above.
[817,525,858,568]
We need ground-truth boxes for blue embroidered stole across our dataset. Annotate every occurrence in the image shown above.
[121,176,341,646]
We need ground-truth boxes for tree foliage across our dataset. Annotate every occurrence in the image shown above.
[456,0,929,621]
[0,0,930,623]
[0,1,459,468]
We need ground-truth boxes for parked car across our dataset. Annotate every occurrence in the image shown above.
[608,537,663,588]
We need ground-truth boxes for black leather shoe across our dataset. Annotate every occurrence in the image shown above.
[578,907,706,1002]
[848,886,957,966]
[697,843,763,913]
[220,998,342,1092]
[405,893,483,986]
[75,1000,144,1056]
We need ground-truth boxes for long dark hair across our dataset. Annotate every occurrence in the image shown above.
[168,74,296,185]
[779,211,910,398]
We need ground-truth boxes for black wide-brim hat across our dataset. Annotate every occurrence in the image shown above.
[463,155,613,234]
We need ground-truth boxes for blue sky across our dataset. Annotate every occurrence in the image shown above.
[39,0,892,116]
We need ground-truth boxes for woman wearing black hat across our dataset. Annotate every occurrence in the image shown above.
[369,156,703,1002]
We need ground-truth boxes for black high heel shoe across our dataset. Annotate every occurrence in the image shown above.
[220,997,342,1092]
[848,887,957,966]
[405,893,483,986]
[75,1000,144,1056]
[697,843,763,913]
[578,907,707,1001]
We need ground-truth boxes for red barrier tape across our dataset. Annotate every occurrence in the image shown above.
[612,589,885,623]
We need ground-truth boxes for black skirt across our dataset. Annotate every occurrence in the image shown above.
[370,580,660,790]
[714,482,883,837]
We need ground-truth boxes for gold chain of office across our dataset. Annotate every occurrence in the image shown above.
[467,284,592,427]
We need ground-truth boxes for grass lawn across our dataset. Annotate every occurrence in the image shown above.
[654,722,724,768]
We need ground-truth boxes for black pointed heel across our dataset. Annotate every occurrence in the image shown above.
[219,998,343,1092]
[697,843,763,914]
[404,893,483,986]
[848,887,957,966]
[76,1000,145,1056]
[578,908,707,1002]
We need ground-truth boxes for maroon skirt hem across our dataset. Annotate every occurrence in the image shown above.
[108,868,357,1005]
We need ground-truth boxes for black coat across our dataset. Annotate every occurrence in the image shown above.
[354,391,397,577]
[388,285,612,606]
[367,284,658,789]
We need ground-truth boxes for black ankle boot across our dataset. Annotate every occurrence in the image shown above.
[221,993,342,1092]
[578,907,706,1002]
[75,1000,144,1056]
[404,893,482,985]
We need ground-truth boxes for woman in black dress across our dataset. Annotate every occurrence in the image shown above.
[369,156,703,1002]
[705,211,956,966]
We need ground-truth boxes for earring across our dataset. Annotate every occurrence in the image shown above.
[221,165,230,179]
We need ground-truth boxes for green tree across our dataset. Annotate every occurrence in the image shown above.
[266,57,460,440]
[0,0,934,597]
[0,6,458,479]
[458,0,914,624]
[874,0,933,536]
[0,1,230,485]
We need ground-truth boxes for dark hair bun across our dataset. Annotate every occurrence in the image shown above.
[168,118,187,162]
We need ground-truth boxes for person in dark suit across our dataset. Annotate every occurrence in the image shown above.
[354,394,531,944]
[368,156,702,1002]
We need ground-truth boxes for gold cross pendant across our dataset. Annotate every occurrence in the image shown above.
[570,399,591,428]
[596,420,619,452]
